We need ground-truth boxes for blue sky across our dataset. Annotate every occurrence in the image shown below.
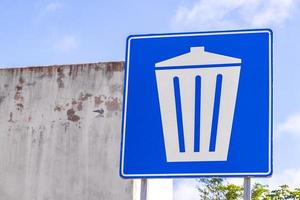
[1,0,300,199]
[0,0,179,66]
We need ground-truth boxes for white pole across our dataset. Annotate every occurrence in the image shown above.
[243,177,251,200]
[140,179,148,200]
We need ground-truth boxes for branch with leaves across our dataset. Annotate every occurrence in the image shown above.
[197,178,300,200]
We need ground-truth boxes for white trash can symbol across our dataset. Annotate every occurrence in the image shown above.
[155,47,241,162]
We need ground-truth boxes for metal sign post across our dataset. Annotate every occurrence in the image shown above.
[243,177,251,200]
[140,179,148,200]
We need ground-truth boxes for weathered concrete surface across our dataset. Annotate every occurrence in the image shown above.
[0,62,133,200]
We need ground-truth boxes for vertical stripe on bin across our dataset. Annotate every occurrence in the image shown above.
[209,74,223,152]
[173,77,185,152]
[194,76,201,152]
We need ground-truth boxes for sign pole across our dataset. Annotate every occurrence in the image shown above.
[140,178,148,200]
[243,177,251,200]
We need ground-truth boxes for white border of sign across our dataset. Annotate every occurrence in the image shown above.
[120,29,273,178]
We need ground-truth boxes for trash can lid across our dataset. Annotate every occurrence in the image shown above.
[155,47,241,67]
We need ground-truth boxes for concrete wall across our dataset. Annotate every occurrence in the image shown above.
[0,62,133,200]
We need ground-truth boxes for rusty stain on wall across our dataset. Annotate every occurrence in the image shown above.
[66,108,80,122]
[94,95,105,107]
[78,92,93,101]
[0,62,132,200]
[56,67,65,88]
[105,97,122,112]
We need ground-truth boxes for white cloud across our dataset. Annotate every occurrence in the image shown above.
[34,2,63,23]
[277,113,300,137]
[227,178,244,186]
[227,169,300,189]
[255,168,300,189]
[148,179,173,200]
[172,0,299,30]
[133,179,173,200]
[174,179,199,200]
[45,2,63,13]
[54,35,79,53]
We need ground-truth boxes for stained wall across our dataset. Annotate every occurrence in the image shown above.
[0,62,133,200]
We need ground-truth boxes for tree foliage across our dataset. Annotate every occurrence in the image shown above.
[197,178,242,200]
[198,178,224,200]
[252,183,269,200]
[220,184,243,200]
[291,188,300,199]
[197,178,300,200]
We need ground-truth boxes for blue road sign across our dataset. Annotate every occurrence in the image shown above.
[120,29,273,178]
